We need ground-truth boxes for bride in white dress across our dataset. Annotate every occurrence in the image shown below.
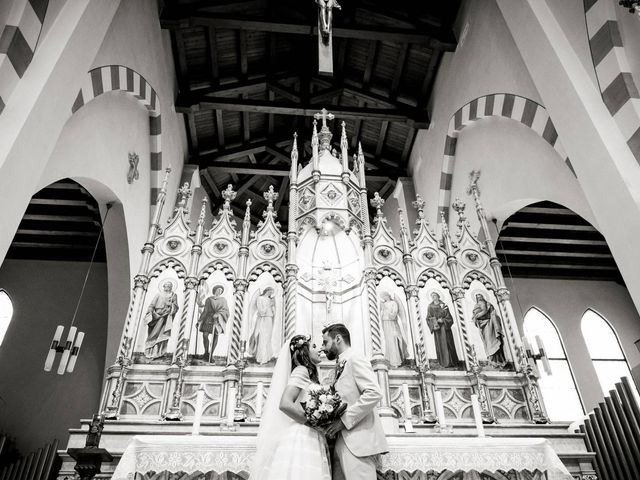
[251,334,331,480]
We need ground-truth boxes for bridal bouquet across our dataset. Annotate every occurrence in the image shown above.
[302,385,346,428]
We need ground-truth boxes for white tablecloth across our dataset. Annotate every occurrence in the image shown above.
[112,434,573,480]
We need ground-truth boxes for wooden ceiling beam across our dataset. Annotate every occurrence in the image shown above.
[162,13,456,48]
[16,229,98,237]
[498,236,607,246]
[506,222,597,232]
[499,262,618,271]
[207,27,219,87]
[205,163,290,176]
[177,95,429,127]
[267,81,301,102]
[496,249,614,259]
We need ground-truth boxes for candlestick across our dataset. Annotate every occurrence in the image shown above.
[471,394,485,438]
[434,390,446,427]
[192,384,206,435]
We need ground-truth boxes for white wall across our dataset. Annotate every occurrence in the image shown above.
[0,260,108,454]
[510,277,640,411]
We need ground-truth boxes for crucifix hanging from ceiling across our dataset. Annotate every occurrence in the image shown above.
[316,0,342,75]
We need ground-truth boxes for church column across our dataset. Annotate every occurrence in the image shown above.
[497,0,640,314]
[439,212,473,372]
[357,144,393,417]
[227,200,252,365]
[284,133,299,340]
[397,210,437,421]
[103,169,171,419]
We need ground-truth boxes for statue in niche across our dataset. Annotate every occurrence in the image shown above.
[426,292,460,368]
[472,293,506,366]
[379,291,409,367]
[197,284,229,361]
[144,280,179,359]
[247,286,277,364]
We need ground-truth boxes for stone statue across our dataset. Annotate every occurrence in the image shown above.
[197,284,229,361]
[85,414,104,448]
[247,286,277,364]
[316,0,341,46]
[426,292,460,368]
[144,280,179,359]
[379,291,409,367]
[472,293,506,365]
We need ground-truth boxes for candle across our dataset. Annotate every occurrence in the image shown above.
[256,382,264,419]
[402,384,413,420]
[57,326,77,375]
[434,390,446,427]
[522,336,533,356]
[66,332,85,373]
[44,325,64,372]
[227,387,237,424]
[192,384,206,435]
[471,394,485,438]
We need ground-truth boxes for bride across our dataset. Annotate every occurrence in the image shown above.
[251,334,331,480]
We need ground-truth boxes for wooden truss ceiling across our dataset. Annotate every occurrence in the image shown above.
[161,0,460,225]
[7,179,106,263]
[496,201,622,282]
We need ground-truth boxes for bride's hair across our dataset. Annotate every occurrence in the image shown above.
[289,334,319,383]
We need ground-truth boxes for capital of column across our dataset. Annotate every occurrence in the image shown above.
[133,275,150,289]
[184,277,199,290]
[451,286,465,301]
[233,279,249,292]
[285,264,299,277]
[496,288,510,302]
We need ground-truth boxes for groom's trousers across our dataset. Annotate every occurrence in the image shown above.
[332,433,377,480]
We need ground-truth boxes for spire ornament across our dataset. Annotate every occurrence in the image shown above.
[452,197,468,228]
[314,108,334,151]
[198,197,208,226]
[263,185,278,213]
[221,184,237,211]
[175,182,192,214]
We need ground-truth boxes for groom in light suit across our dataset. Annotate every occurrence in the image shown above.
[322,324,388,480]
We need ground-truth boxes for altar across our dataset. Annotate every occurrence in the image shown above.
[110,434,573,480]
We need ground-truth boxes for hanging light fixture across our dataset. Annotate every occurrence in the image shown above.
[44,203,113,375]
[619,0,640,15]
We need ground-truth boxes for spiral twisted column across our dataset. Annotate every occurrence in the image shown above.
[451,287,474,371]
[172,277,198,364]
[406,286,427,367]
[284,265,298,341]
[227,279,248,365]
[495,288,526,368]
[117,275,149,359]
[365,269,382,354]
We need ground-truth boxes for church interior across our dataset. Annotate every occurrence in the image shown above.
[1,0,640,479]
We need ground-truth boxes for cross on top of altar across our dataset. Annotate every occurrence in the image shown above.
[314,108,334,150]
[314,108,334,128]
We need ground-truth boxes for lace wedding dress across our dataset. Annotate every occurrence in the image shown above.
[251,348,331,480]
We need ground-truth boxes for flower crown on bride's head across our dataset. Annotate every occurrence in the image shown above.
[289,335,311,352]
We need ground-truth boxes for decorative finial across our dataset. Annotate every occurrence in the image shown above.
[244,199,252,221]
[176,182,192,212]
[291,132,299,163]
[341,121,348,148]
[263,185,278,212]
[452,197,467,226]
[198,197,208,226]
[439,210,450,234]
[370,192,385,214]
[412,194,426,212]
[467,170,481,197]
[221,184,236,210]
[313,108,334,151]
[398,208,408,231]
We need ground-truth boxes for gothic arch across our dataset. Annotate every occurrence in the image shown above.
[584,0,640,162]
[71,65,162,205]
[0,0,49,113]
[437,94,574,223]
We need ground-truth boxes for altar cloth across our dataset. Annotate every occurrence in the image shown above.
[111,434,573,480]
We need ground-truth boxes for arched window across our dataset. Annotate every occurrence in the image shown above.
[581,310,633,396]
[523,308,583,421]
[0,290,13,346]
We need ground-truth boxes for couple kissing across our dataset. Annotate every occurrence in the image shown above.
[251,324,388,480]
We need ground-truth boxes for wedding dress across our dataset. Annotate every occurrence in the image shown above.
[251,346,331,480]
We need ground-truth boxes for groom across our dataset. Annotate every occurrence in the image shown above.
[322,324,388,480]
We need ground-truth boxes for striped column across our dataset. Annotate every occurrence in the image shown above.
[172,277,198,364]
[585,0,640,163]
[71,65,162,208]
[438,94,573,224]
[0,0,48,113]
[284,266,298,341]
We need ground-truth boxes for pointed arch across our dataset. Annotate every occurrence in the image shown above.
[0,289,13,346]
[523,307,583,421]
[437,94,575,223]
[581,308,634,395]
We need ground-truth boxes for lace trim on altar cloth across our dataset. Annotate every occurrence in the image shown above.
[121,469,565,480]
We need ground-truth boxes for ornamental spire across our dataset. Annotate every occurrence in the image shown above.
[263,185,278,213]
[221,184,236,211]
[313,108,334,151]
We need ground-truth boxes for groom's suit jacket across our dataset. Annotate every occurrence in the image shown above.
[335,348,389,457]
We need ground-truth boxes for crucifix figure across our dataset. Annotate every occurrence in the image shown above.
[315,0,341,75]
[315,261,340,315]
